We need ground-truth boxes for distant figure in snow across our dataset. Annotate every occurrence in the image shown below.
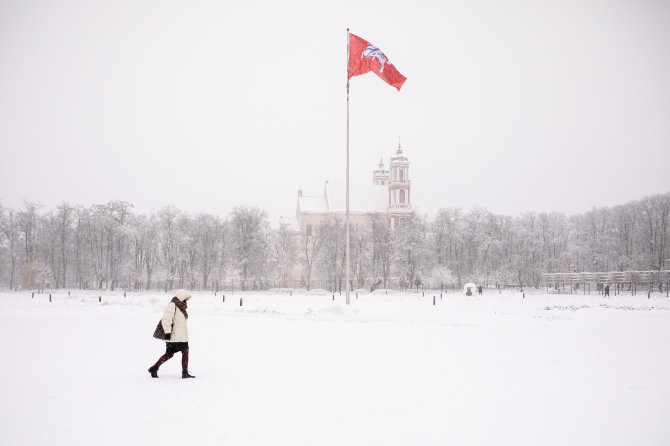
[478,286,483,295]
[148,289,196,379]
[604,284,610,297]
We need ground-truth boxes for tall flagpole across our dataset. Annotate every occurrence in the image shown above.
[345,28,351,306]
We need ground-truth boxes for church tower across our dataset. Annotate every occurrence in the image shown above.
[387,142,412,229]
[372,156,389,185]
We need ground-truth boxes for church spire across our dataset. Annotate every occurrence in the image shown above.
[372,151,389,186]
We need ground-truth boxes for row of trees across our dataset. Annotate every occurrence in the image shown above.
[0,192,668,291]
[0,202,273,291]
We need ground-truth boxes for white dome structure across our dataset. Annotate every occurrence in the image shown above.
[463,282,477,296]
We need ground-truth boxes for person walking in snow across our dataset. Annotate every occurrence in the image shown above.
[148,289,196,379]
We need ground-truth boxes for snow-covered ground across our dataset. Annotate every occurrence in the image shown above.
[1,289,669,445]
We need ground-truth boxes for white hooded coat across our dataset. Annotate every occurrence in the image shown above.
[161,290,191,343]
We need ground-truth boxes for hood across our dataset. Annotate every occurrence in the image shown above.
[174,289,192,302]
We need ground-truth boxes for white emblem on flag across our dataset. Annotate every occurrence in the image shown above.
[362,43,389,73]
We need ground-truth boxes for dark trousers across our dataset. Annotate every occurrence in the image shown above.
[153,342,189,371]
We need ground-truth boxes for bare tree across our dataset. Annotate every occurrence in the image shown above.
[194,214,221,289]
[230,206,271,290]
[42,210,63,288]
[640,194,670,271]
[73,206,94,289]
[17,202,40,288]
[314,217,343,291]
[144,214,159,290]
[299,225,320,291]
[275,222,297,288]
[0,206,21,289]
[215,218,231,291]
[370,214,392,289]
[156,206,182,291]
[393,213,429,290]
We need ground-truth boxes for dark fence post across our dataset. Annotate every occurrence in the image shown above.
[49,294,51,303]
[240,297,243,306]
[433,296,436,305]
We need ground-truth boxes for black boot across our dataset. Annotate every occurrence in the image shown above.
[148,366,159,378]
[182,370,195,379]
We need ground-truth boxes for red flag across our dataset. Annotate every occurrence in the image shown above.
[348,33,407,91]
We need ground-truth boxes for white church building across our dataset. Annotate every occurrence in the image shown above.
[284,143,413,234]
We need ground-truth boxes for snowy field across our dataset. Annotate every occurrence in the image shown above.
[1,289,669,446]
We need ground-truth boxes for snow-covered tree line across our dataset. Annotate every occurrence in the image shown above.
[0,192,668,291]
[0,202,273,291]
[423,192,670,289]
[296,193,670,291]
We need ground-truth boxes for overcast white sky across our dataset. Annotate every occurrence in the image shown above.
[1,0,669,225]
